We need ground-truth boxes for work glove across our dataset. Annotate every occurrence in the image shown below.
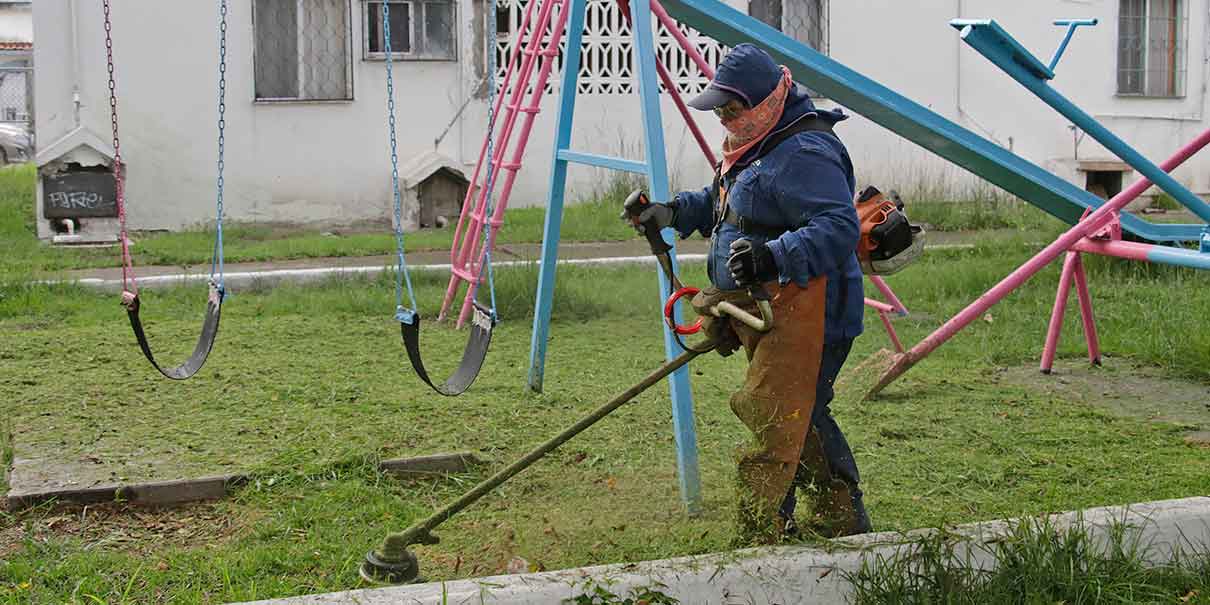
[621,199,676,235]
[727,239,779,288]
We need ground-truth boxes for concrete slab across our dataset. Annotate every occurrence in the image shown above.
[236,497,1210,605]
[379,453,482,480]
[5,468,245,511]
[4,453,478,511]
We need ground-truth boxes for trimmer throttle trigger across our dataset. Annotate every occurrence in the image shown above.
[624,189,673,256]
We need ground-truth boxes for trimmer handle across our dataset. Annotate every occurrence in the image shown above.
[624,189,673,256]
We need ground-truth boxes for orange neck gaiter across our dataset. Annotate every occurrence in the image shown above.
[720,65,793,175]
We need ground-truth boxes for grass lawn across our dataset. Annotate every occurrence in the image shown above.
[3,164,1210,602]
[2,236,1209,603]
[5,163,1085,280]
[3,164,639,278]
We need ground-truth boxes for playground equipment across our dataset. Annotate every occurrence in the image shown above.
[868,19,1210,397]
[382,2,499,397]
[104,0,228,380]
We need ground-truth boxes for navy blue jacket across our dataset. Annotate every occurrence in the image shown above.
[671,87,864,343]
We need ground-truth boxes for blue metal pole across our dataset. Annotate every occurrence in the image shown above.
[527,0,589,393]
[656,0,1202,242]
[630,0,702,514]
[954,19,1210,225]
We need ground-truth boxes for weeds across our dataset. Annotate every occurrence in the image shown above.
[566,580,679,604]
[846,515,1210,604]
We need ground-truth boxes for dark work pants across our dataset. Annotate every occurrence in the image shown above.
[778,338,861,519]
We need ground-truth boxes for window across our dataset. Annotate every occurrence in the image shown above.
[1117,0,1186,97]
[365,0,457,60]
[749,0,827,54]
[253,0,354,101]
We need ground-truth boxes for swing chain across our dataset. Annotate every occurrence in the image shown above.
[102,0,134,302]
[384,2,418,320]
[481,0,500,321]
[211,0,228,293]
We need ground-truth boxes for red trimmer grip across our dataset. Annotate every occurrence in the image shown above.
[663,286,703,335]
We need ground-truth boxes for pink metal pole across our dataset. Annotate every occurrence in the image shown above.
[459,0,559,264]
[456,0,572,327]
[869,127,1210,397]
[1040,250,1078,374]
[447,0,539,267]
[879,312,904,353]
[615,0,717,167]
[868,275,908,314]
[441,0,561,322]
[1070,253,1101,365]
[650,0,715,78]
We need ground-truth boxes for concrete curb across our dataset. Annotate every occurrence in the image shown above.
[236,497,1210,605]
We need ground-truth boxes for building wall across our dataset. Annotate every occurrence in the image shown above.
[0,2,32,43]
[32,0,1210,238]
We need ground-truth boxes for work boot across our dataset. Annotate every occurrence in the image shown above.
[808,479,871,538]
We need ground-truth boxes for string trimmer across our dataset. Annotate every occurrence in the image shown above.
[360,190,773,584]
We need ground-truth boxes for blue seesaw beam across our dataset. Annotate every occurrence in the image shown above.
[952,19,1210,228]
[659,0,1205,243]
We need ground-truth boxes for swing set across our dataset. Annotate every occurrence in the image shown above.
[103,0,913,394]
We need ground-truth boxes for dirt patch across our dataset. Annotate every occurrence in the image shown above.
[0,501,250,559]
[998,357,1210,432]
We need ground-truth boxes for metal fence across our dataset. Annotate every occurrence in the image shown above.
[0,67,31,125]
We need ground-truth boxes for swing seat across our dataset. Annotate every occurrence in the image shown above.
[400,303,495,396]
[124,282,224,380]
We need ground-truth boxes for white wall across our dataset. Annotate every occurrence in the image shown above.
[33,0,1210,239]
[0,3,32,43]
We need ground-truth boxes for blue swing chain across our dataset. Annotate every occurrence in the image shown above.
[480,0,500,321]
[209,0,228,297]
[384,0,498,325]
[383,2,419,324]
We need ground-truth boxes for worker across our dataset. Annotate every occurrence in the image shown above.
[626,43,869,543]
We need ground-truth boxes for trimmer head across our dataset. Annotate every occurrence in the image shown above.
[359,548,421,585]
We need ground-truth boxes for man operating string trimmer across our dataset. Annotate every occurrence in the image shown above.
[360,42,897,584]
[626,43,870,544]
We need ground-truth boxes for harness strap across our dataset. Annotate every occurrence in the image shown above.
[712,115,836,234]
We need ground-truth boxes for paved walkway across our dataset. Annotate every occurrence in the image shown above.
[58,230,1001,290]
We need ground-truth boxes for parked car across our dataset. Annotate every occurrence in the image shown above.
[0,123,31,164]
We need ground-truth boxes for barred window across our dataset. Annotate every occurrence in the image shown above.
[749,0,827,54]
[365,0,457,60]
[253,0,354,101]
[1117,0,1186,97]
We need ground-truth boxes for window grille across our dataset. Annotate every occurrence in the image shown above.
[365,0,458,60]
[1117,0,1186,97]
[494,0,723,96]
[254,0,354,101]
[0,68,30,125]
